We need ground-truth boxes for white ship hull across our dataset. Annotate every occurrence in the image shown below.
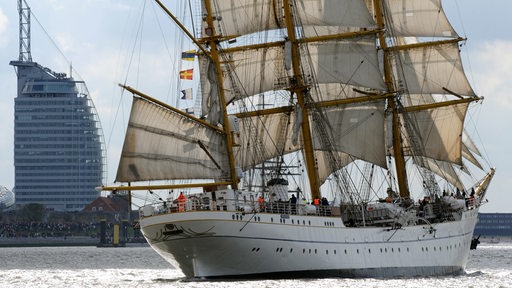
[140,208,479,278]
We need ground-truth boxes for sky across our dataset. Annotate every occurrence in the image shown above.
[0,1,510,213]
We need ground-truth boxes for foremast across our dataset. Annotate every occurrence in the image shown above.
[373,0,484,200]
[132,0,240,190]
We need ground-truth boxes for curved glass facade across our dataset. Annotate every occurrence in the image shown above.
[10,61,105,211]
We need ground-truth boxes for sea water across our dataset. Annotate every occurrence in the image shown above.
[0,243,510,288]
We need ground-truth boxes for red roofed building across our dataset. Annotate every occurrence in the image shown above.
[82,195,130,214]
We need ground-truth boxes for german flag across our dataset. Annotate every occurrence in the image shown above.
[179,69,193,80]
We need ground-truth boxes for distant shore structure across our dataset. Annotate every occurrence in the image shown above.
[8,0,105,211]
[0,186,15,209]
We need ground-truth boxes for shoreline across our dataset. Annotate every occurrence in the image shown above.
[0,237,148,248]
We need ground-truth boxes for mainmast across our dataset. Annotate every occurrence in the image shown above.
[282,0,321,199]
[373,0,410,198]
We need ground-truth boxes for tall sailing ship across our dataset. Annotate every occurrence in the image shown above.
[102,0,495,278]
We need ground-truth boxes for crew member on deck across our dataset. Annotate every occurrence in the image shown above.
[290,194,297,214]
[178,192,186,212]
[258,195,264,211]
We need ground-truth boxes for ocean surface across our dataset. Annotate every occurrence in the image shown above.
[0,243,510,288]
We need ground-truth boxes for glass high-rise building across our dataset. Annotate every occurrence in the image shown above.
[9,60,105,211]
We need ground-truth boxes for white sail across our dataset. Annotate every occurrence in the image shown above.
[463,130,482,157]
[200,37,385,112]
[235,112,301,171]
[116,97,230,182]
[309,39,386,90]
[315,150,354,183]
[393,42,475,96]
[414,157,464,189]
[316,102,387,168]
[462,143,483,170]
[206,0,375,37]
[235,100,386,177]
[384,0,457,37]
[206,47,288,106]
[400,102,469,165]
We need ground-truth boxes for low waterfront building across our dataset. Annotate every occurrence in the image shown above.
[475,213,512,241]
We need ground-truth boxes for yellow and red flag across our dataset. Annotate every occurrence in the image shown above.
[179,69,193,80]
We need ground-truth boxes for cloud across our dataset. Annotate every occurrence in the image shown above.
[471,40,512,109]
[465,39,512,212]
[0,7,9,47]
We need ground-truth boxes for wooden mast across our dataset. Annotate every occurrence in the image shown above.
[202,0,239,190]
[373,0,410,198]
[282,0,321,199]
[152,0,239,189]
